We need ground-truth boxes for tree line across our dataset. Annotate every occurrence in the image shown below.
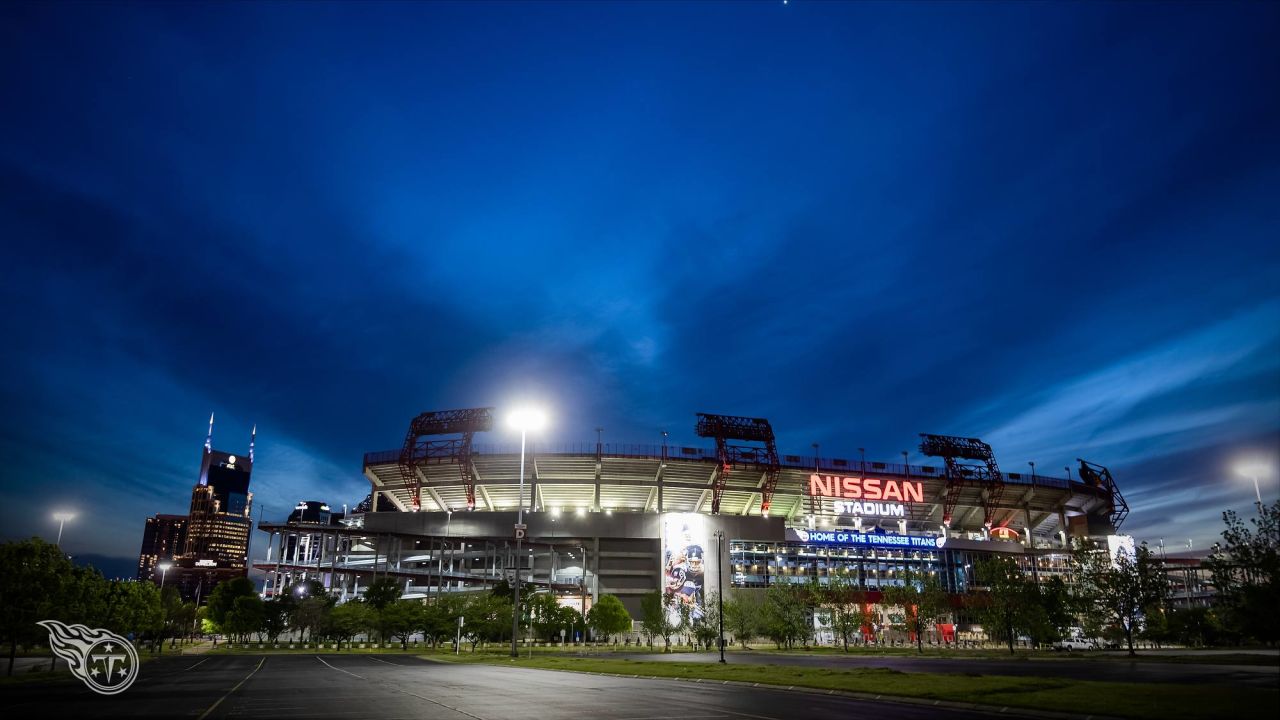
[5,500,1273,671]
[1,538,195,676]
[204,576,634,651]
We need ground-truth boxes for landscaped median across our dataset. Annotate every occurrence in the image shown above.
[429,653,1279,720]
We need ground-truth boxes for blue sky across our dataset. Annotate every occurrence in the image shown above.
[1,1,1277,573]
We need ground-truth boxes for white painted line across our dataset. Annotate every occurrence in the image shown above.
[316,656,365,679]
[196,657,265,720]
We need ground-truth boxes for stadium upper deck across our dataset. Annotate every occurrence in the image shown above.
[361,441,1120,542]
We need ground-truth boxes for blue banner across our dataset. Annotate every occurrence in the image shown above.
[788,528,947,550]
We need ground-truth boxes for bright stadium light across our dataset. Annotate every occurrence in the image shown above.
[508,408,547,432]
[1235,462,1271,505]
[52,511,76,547]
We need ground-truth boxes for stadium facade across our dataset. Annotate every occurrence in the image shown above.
[256,409,1130,626]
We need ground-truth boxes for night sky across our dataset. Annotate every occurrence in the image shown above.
[2,1,1277,577]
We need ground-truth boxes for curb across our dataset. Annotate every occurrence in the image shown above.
[434,659,1124,720]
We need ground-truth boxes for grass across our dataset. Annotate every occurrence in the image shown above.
[435,654,1280,720]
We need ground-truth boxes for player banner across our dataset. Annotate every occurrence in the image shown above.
[661,513,708,626]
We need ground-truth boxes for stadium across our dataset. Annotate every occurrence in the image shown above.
[256,408,1130,632]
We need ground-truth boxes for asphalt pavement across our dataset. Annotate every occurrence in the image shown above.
[615,650,1280,688]
[0,654,1014,720]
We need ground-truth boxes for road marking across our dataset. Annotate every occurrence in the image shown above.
[316,656,365,679]
[196,657,265,720]
[319,655,486,720]
[146,656,211,679]
[366,656,400,666]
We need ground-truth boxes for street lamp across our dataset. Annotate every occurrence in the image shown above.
[52,511,76,548]
[714,531,726,663]
[509,407,546,657]
[1235,462,1269,505]
[155,560,174,655]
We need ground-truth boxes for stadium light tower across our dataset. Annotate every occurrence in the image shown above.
[1235,462,1270,505]
[52,511,76,548]
[508,407,546,657]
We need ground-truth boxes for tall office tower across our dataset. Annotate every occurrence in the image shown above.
[174,415,255,601]
[136,514,188,582]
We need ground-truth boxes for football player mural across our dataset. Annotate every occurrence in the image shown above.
[661,513,708,625]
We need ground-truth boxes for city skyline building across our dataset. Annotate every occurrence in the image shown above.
[135,513,187,582]
[169,415,256,601]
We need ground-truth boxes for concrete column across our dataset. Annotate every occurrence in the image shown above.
[592,536,601,603]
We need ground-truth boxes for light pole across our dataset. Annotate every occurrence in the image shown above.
[715,531,726,663]
[52,512,76,548]
[509,408,546,657]
[577,545,587,642]
[156,561,173,655]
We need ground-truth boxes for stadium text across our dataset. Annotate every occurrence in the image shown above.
[808,474,925,503]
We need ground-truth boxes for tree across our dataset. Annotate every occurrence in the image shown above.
[1168,607,1223,648]
[880,569,950,653]
[462,594,512,650]
[1075,542,1168,656]
[261,599,291,643]
[363,577,403,612]
[823,575,872,651]
[693,593,720,651]
[971,558,1030,654]
[206,577,257,629]
[224,595,264,643]
[556,605,584,643]
[639,591,678,650]
[379,600,422,648]
[759,582,808,649]
[722,595,759,648]
[327,601,374,650]
[528,593,562,641]
[420,594,466,647]
[1205,500,1279,645]
[156,586,184,652]
[0,538,104,675]
[293,596,332,643]
[586,594,632,644]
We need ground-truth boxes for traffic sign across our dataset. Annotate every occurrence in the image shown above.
[515,523,527,540]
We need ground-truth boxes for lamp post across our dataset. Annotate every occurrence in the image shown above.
[156,561,173,655]
[509,408,546,657]
[715,531,726,663]
[52,511,76,548]
[577,544,588,642]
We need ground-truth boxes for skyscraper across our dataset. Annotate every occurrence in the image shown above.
[136,513,188,582]
[172,415,255,601]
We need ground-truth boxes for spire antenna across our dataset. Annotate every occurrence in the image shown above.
[249,424,256,463]
[205,412,215,452]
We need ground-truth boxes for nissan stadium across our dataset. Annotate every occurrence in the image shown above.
[255,408,1130,628]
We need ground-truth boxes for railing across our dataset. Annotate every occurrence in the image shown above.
[363,444,1075,489]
